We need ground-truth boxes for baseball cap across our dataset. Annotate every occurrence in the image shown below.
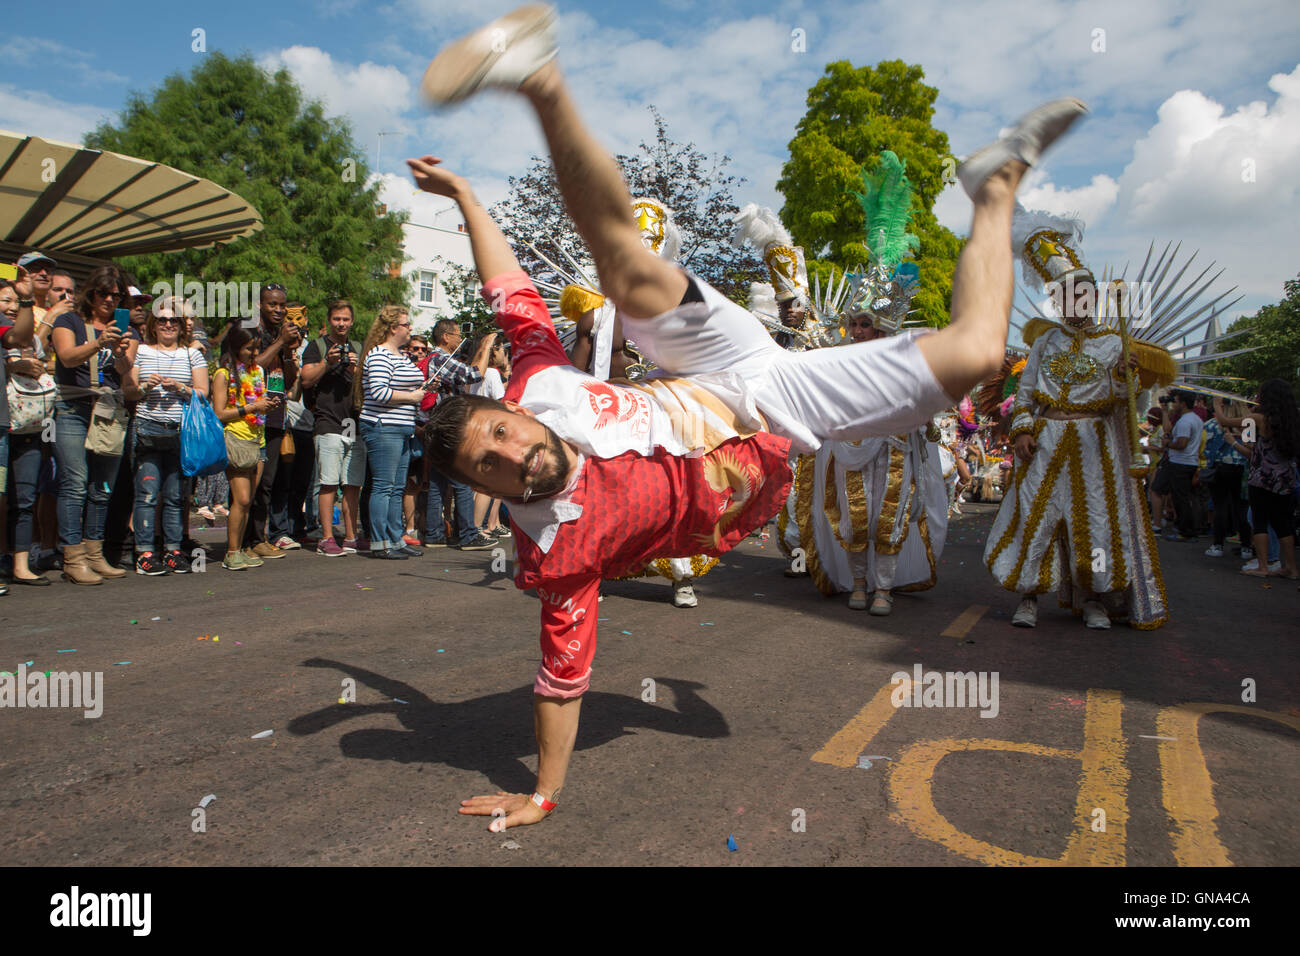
[127,285,154,304]
[17,251,56,271]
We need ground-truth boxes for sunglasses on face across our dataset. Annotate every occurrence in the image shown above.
[96,290,124,300]
[156,317,180,325]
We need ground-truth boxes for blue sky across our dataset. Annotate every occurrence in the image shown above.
[5,0,1300,324]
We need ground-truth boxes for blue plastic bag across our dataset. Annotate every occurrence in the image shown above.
[181,392,228,477]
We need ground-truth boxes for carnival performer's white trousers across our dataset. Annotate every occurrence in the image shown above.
[620,273,954,454]
[983,415,1167,628]
[781,433,948,595]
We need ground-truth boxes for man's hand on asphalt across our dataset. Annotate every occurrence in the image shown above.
[459,791,549,831]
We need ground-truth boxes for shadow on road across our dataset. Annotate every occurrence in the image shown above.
[287,658,730,792]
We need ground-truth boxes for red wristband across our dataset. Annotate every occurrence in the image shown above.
[530,792,557,812]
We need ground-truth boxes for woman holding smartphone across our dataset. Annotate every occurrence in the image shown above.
[49,264,137,585]
[212,327,280,571]
[126,303,208,575]
[352,306,430,559]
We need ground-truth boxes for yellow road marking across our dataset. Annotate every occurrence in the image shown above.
[811,679,907,768]
[887,689,1127,866]
[940,604,988,638]
[1157,703,1300,867]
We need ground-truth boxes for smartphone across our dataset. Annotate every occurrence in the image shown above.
[460,321,473,335]
[113,308,131,333]
[0,263,16,281]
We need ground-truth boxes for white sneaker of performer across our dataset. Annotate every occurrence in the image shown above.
[1082,600,1111,630]
[1011,595,1038,628]
[672,580,698,608]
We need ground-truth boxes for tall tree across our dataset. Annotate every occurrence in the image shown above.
[84,52,408,338]
[1203,274,1300,394]
[489,107,763,304]
[778,60,962,328]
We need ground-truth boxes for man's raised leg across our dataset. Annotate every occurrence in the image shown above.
[519,64,686,318]
[421,5,685,318]
[915,162,1026,399]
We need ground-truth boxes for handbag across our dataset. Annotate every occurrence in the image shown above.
[224,431,261,470]
[280,429,296,461]
[6,371,58,434]
[181,392,228,477]
[81,330,127,457]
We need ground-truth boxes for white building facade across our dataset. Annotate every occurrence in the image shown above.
[399,208,476,334]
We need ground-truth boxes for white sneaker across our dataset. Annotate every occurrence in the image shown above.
[958,98,1089,198]
[1204,545,1224,557]
[672,581,698,608]
[1241,547,1255,560]
[273,535,301,551]
[1082,600,1111,630]
[420,3,558,105]
[1011,596,1038,628]
[1242,560,1282,573]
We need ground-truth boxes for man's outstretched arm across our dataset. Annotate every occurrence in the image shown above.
[408,155,519,284]
[458,574,602,830]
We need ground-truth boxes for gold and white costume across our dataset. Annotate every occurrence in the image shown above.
[983,320,1168,627]
[780,428,948,596]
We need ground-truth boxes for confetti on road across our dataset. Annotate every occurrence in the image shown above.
[113,661,131,666]
[1139,735,1177,741]
[700,622,714,627]
[393,698,408,704]
[57,649,76,653]
[621,630,632,635]
[437,649,445,653]
[727,834,738,852]
[212,636,219,642]
[501,839,522,850]
[338,697,348,704]
[151,616,161,621]
[199,794,217,808]
[753,593,765,597]
[251,730,274,739]
[235,641,243,646]
[598,618,610,622]
[129,619,138,624]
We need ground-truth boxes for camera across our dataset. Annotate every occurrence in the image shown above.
[460,321,474,336]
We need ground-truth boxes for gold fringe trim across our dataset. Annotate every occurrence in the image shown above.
[792,449,833,596]
[1095,418,1129,592]
[1131,339,1177,388]
[874,444,907,555]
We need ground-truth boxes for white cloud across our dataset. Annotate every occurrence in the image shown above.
[259,46,416,165]
[1019,169,1120,226]
[0,85,114,144]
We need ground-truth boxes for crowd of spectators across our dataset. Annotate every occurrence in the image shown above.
[1,252,512,592]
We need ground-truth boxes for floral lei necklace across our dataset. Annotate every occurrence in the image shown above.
[227,362,266,427]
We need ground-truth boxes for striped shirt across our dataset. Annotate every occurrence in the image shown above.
[361,347,424,429]
[136,344,205,423]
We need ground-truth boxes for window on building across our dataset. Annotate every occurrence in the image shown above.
[419,271,435,305]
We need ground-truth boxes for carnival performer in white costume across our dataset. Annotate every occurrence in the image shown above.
[984,206,1169,629]
[767,152,948,614]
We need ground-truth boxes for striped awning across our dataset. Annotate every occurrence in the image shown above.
[0,130,262,260]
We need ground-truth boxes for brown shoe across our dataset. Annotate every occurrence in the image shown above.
[251,541,286,560]
[60,543,103,586]
[82,539,127,578]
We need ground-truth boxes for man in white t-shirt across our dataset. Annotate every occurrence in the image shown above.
[1162,390,1203,541]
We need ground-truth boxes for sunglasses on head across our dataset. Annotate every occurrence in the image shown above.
[263,283,286,292]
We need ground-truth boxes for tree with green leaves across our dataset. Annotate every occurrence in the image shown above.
[1203,274,1300,394]
[778,60,962,328]
[489,106,763,304]
[85,52,408,339]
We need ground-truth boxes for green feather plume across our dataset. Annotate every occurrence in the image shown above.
[852,151,920,273]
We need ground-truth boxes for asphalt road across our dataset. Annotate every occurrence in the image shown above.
[2,503,1297,866]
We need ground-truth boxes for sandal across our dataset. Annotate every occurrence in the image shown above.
[848,589,868,610]
[1240,568,1270,578]
[869,592,894,616]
